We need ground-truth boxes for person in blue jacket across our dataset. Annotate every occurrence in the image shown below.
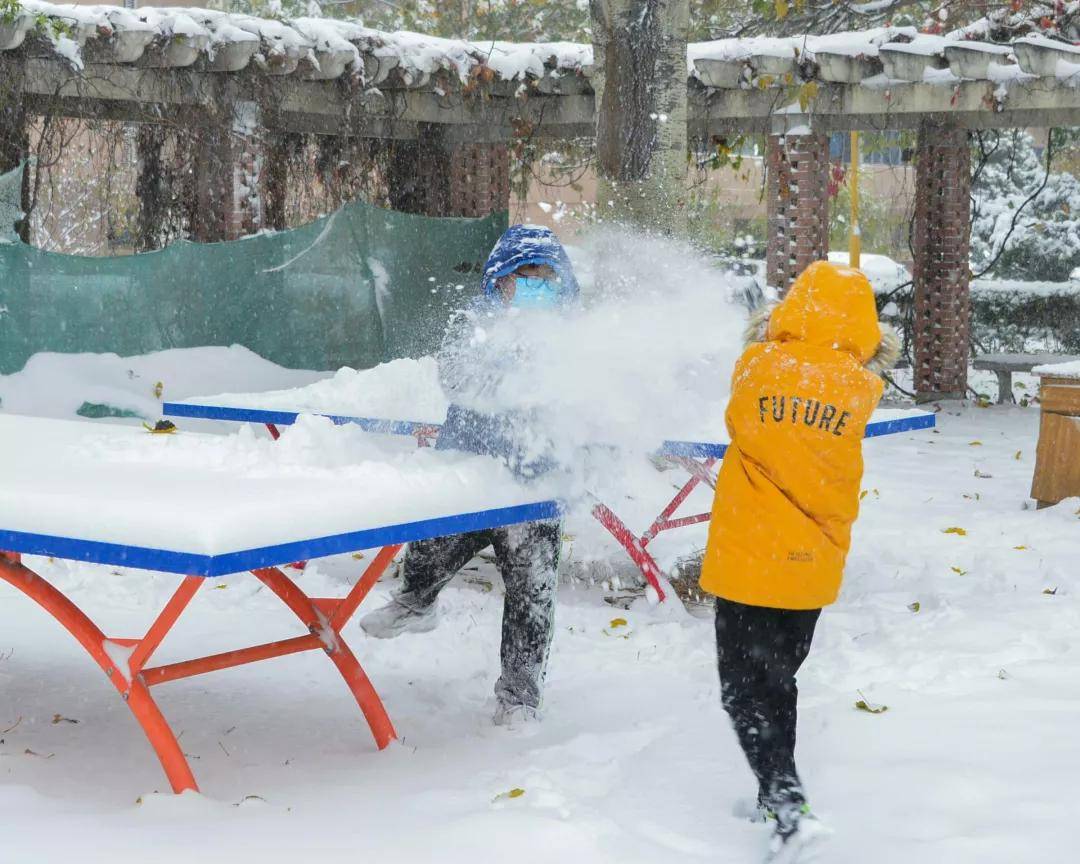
[360,225,579,726]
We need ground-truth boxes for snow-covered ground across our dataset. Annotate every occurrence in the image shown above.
[1,395,1076,863]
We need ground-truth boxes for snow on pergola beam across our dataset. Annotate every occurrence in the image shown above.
[6,8,1080,139]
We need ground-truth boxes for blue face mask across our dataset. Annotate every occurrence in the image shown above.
[512,276,560,309]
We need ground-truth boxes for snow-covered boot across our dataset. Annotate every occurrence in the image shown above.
[732,797,770,824]
[359,599,438,638]
[765,803,831,864]
[492,700,541,728]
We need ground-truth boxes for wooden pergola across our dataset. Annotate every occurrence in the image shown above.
[5,6,1080,399]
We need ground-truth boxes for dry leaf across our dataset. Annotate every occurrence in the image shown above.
[907,601,920,613]
[214,583,228,590]
[1013,545,1028,551]
[942,527,967,536]
[860,490,868,501]
[493,787,526,803]
[950,566,967,575]
[153,381,164,399]
[609,617,628,629]
[854,690,888,714]
[1043,587,1058,596]
[1014,450,1022,460]
[997,669,1009,680]
[975,470,994,479]
[51,714,78,725]
[797,81,819,112]
[351,552,365,560]
[969,441,983,446]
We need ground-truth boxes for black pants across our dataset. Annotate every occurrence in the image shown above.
[397,521,560,709]
[715,597,821,812]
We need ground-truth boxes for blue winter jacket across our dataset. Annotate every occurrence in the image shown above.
[435,225,579,476]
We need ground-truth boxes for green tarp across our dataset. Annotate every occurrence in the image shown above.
[0,187,506,374]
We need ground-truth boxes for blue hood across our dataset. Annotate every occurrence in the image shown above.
[480,225,580,302]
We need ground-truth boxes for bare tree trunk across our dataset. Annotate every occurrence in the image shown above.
[590,0,689,234]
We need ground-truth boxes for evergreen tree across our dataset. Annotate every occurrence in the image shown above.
[970,130,1080,283]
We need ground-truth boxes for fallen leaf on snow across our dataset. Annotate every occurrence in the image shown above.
[493,788,526,803]
[907,601,921,613]
[974,470,994,479]
[51,714,78,725]
[950,566,967,575]
[1043,587,1058,596]
[609,617,628,629]
[1014,450,1022,460]
[969,441,983,446]
[1013,545,1028,551]
[854,691,888,714]
[942,527,967,536]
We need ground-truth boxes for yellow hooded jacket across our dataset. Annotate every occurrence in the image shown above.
[700,261,899,610]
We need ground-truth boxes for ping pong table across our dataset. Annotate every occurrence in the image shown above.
[164,399,936,602]
[0,413,558,793]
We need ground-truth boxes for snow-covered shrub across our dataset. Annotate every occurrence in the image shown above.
[969,281,1080,354]
[970,130,1080,283]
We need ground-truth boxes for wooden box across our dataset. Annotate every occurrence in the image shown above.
[1031,375,1080,506]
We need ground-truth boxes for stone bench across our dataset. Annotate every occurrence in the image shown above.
[973,353,1080,404]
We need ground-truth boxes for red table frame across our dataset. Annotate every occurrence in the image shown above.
[0,545,401,793]
[590,456,718,602]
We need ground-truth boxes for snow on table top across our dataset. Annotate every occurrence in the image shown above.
[0,414,555,575]
[168,369,934,452]
[173,357,449,425]
[1033,359,1080,378]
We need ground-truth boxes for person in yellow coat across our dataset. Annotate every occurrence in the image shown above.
[700,261,899,862]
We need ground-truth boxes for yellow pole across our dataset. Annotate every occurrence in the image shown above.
[849,130,861,269]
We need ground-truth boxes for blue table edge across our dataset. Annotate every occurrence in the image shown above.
[164,401,937,460]
[0,500,560,578]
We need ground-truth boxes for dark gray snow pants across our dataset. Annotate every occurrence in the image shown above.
[396,521,560,709]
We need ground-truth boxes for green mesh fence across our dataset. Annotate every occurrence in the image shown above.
[0,191,506,374]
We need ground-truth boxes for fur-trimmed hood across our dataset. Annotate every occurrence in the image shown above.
[743,262,901,376]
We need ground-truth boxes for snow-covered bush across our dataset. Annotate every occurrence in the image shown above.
[969,281,1080,355]
[970,130,1080,283]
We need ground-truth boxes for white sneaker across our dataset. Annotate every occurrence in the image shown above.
[359,599,438,639]
[492,701,541,728]
[766,807,832,864]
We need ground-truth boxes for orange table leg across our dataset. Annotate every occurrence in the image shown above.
[251,560,399,750]
[0,557,199,793]
[2,546,402,793]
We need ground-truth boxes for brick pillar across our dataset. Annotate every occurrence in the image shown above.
[766,132,830,293]
[191,103,260,242]
[263,133,292,232]
[387,125,509,217]
[912,122,971,402]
